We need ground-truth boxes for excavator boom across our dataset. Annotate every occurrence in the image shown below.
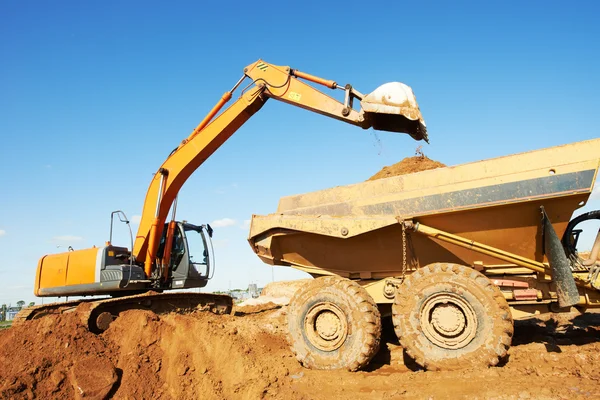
[27,59,427,332]
[133,60,428,278]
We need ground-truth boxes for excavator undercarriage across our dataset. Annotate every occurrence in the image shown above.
[14,291,233,333]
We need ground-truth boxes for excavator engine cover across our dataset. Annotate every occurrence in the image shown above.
[34,246,147,297]
[361,82,428,143]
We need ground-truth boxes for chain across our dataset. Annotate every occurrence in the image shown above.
[402,221,407,279]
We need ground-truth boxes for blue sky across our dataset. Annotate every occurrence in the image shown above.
[1,1,599,305]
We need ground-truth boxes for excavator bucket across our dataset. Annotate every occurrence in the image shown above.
[361,82,428,143]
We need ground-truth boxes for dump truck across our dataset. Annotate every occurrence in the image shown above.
[247,138,600,372]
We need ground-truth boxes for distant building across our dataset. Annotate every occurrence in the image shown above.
[226,285,264,303]
[6,307,21,321]
[248,283,259,298]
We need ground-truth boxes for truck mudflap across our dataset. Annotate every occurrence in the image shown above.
[541,206,580,307]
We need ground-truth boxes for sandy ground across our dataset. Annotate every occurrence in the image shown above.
[1,300,599,400]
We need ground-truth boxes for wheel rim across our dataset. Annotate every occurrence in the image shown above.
[304,302,348,352]
[420,293,477,349]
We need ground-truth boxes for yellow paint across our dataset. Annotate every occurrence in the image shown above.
[35,248,99,294]
[37,253,69,290]
[65,248,98,285]
[288,92,302,101]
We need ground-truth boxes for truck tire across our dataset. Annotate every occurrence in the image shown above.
[287,275,382,371]
[392,263,513,371]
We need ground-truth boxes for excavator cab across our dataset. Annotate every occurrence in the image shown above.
[156,221,213,290]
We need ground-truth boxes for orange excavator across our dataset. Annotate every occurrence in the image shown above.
[15,59,428,332]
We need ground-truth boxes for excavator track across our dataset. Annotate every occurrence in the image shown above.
[12,298,99,326]
[12,291,233,333]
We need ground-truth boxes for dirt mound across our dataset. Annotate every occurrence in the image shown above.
[0,304,298,400]
[2,304,600,399]
[261,279,311,300]
[234,301,283,315]
[0,306,117,400]
[368,155,446,181]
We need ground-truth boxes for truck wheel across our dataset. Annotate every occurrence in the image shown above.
[287,275,382,371]
[392,263,513,371]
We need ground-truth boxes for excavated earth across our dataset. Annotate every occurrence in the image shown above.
[1,301,600,400]
[368,155,446,181]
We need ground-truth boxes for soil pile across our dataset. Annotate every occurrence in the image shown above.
[0,303,296,400]
[368,155,446,181]
[260,279,311,300]
[0,308,117,400]
[1,302,600,399]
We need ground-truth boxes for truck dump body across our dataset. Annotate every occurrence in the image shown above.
[249,138,600,279]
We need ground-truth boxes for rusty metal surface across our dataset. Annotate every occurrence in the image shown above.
[513,289,538,301]
[491,279,530,289]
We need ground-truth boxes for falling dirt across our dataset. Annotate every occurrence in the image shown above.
[368,154,446,181]
[1,303,600,400]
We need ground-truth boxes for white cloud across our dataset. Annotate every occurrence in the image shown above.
[211,218,236,227]
[212,239,230,249]
[0,229,5,236]
[131,215,142,224]
[52,235,83,242]
[591,183,600,200]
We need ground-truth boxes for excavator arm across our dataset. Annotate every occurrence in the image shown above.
[28,58,428,335]
[133,84,266,277]
[132,59,428,279]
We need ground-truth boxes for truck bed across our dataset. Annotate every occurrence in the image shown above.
[248,138,600,278]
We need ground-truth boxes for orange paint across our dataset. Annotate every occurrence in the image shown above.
[162,220,177,281]
[184,92,233,144]
[292,70,337,89]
